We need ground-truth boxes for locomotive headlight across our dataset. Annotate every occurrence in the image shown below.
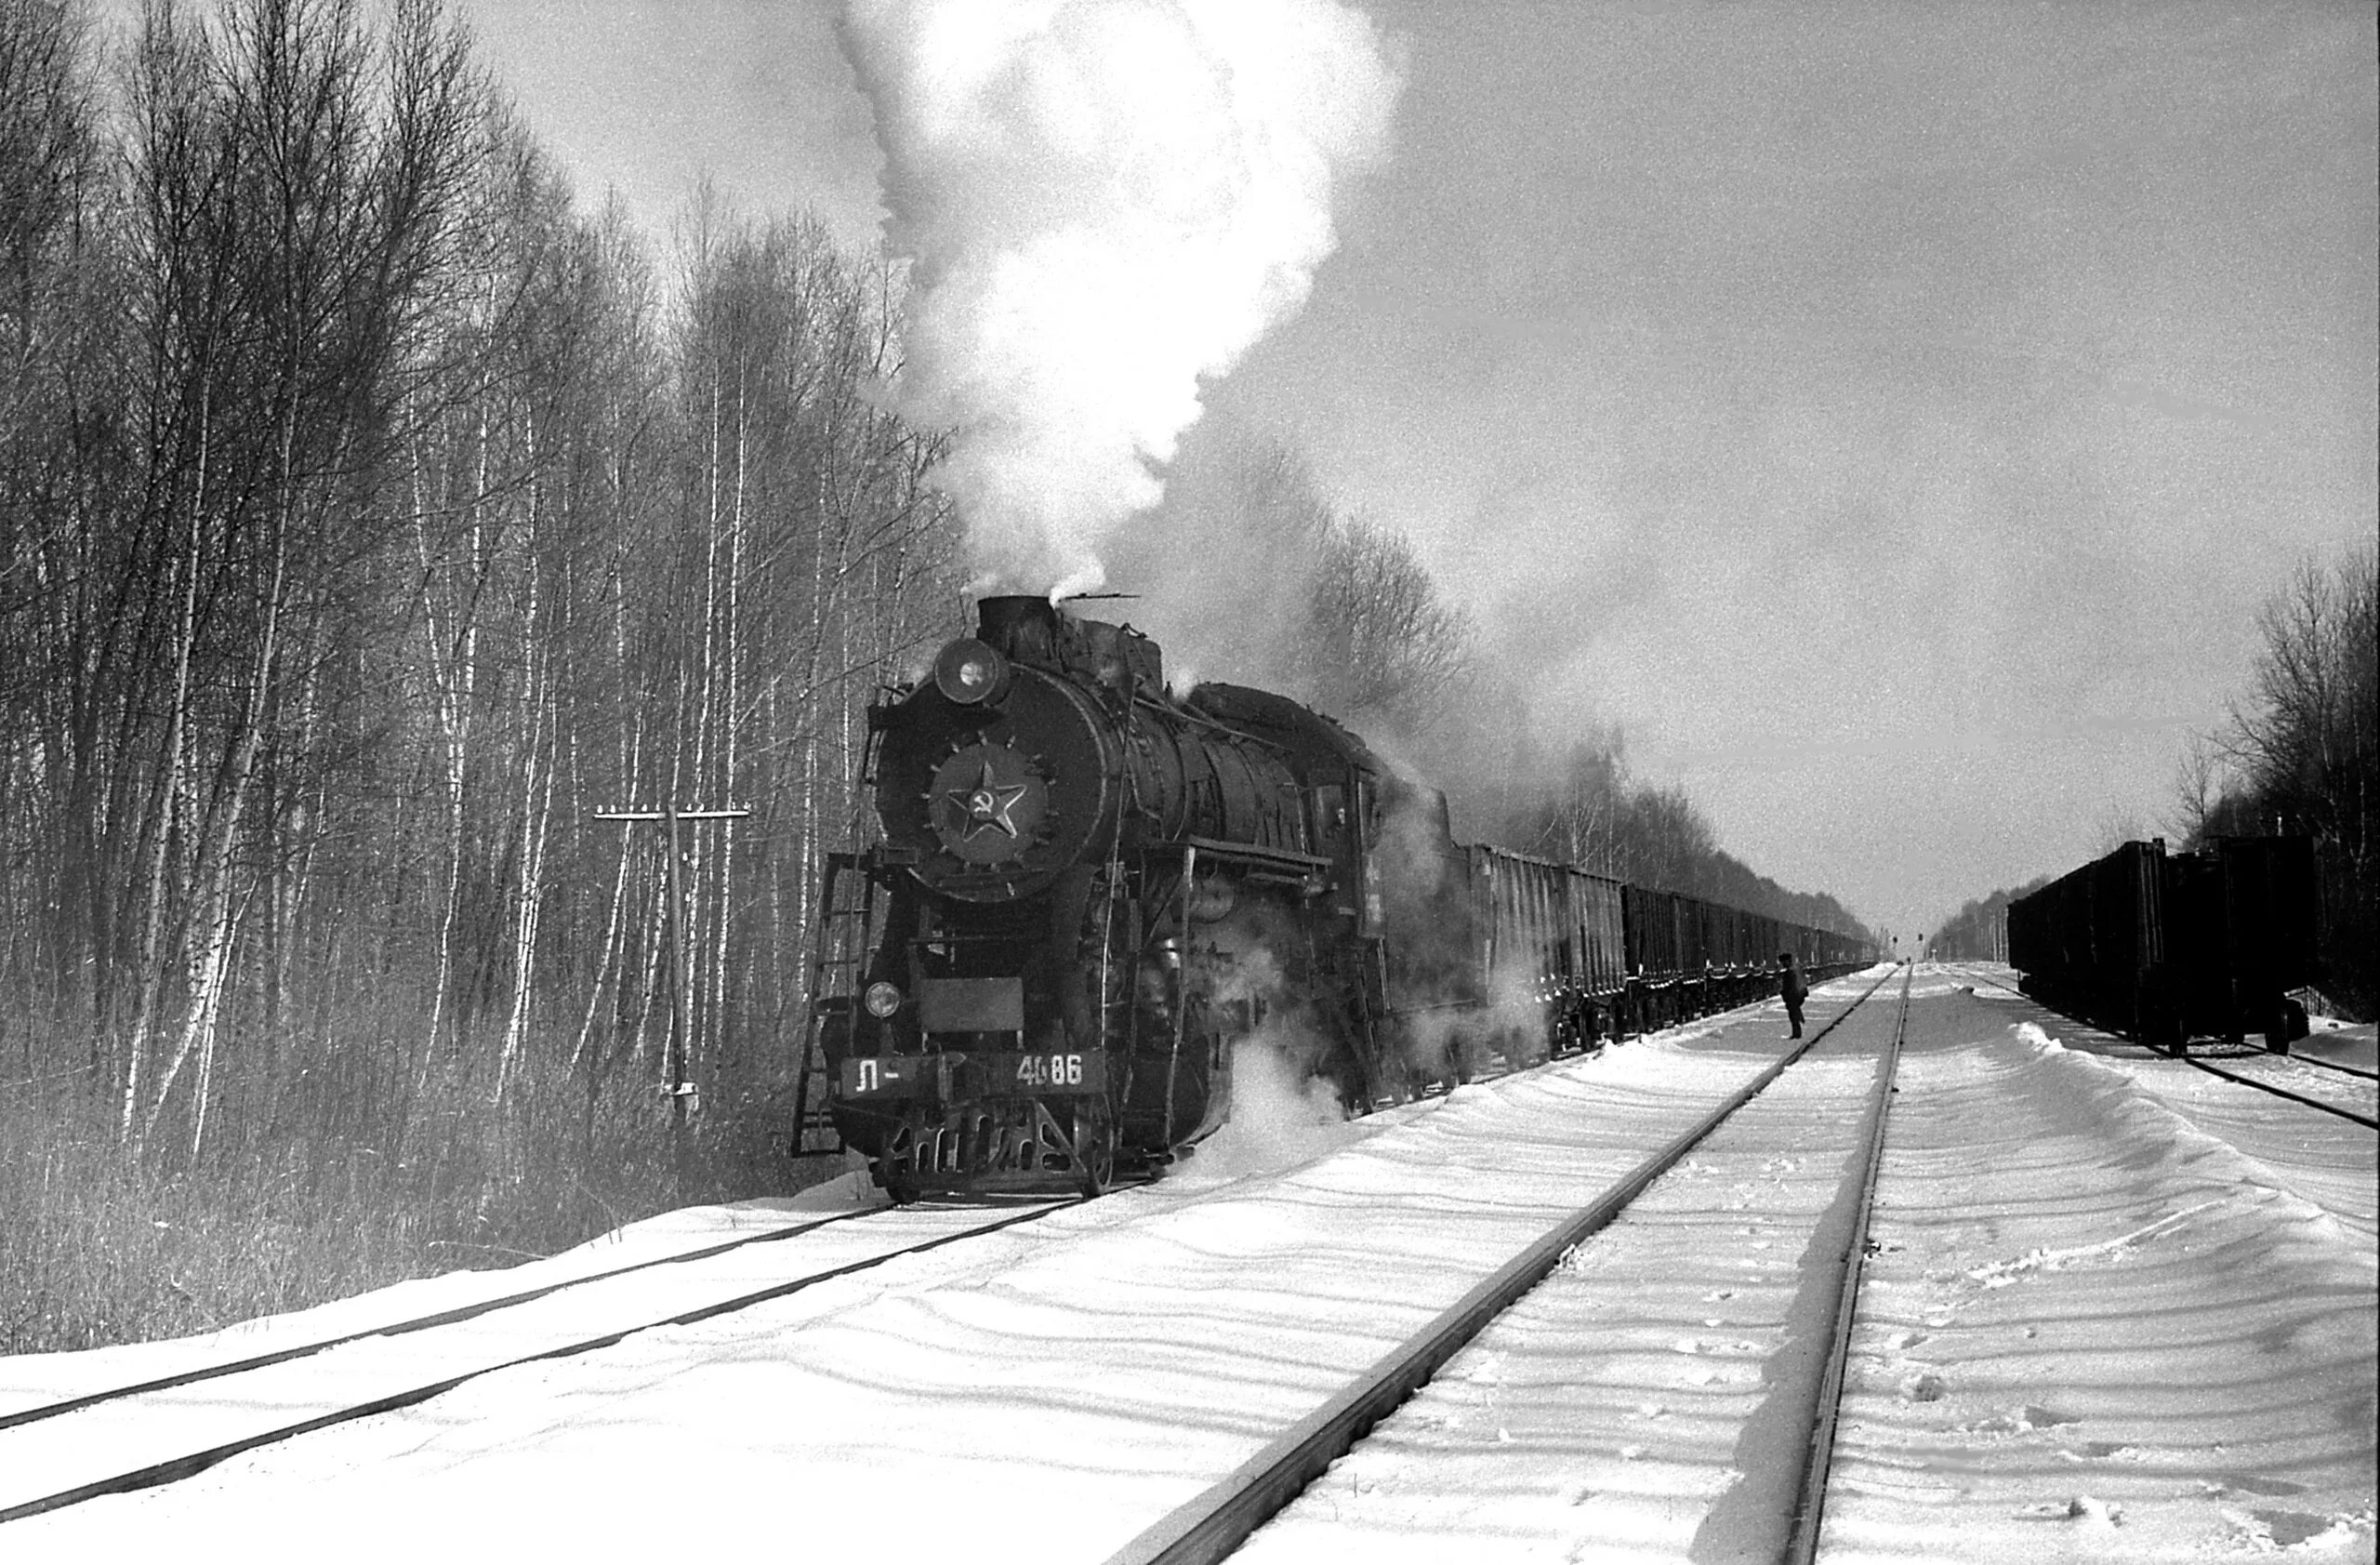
[932,637,1012,706]
[863,981,904,1018]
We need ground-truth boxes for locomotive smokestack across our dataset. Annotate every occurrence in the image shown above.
[977,595,1062,667]
[976,594,1165,693]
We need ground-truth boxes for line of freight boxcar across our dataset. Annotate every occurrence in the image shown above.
[1467,843,1871,1053]
[2006,834,2318,1052]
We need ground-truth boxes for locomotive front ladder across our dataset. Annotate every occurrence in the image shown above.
[791,851,882,1155]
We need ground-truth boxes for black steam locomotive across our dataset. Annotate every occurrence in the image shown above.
[2008,835,2318,1053]
[814,597,1871,1200]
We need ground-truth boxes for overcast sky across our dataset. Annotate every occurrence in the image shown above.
[455,0,2376,943]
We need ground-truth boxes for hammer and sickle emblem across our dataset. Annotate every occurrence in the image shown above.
[927,741,1048,865]
[950,759,1031,841]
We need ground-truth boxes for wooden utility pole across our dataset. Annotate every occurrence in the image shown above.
[592,803,749,1194]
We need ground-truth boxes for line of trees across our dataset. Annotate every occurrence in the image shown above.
[1476,727,1871,940]
[1109,422,1874,942]
[2179,544,2377,1017]
[3,0,1877,1272]
[1,0,961,1204]
[1929,880,2043,962]
[1933,545,2374,1015]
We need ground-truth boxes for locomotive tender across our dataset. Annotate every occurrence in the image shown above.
[817,596,1871,1200]
[2008,835,2318,1053]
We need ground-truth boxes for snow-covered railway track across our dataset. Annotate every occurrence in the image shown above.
[15,970,2366,1560]
[1228,971,2377,1562]
[0,1198,1069,1525]
[0,1203,892,1436]
[2237,1046,2378,1084]
[2178,1050,2379,1127]
[1114,966,1914,1565]
[1820,981,2377,1559]
[1962,968,2379,1129]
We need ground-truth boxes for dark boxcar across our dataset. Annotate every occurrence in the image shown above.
[2165,836,2319,1045]
[2009,840,2167,1041]
[1621,883,1680,1029]
[1567,866,1629,1041]
[2009,836,2316,1051]
[1464,848,1633,1054]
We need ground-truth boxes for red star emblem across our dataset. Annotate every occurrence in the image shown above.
[947,758,1031,841]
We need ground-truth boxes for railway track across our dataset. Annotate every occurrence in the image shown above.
[1953,965,2378,1130]
[1108,963,1914,1565]
[0,1198,1071,1524]
[2217,1044,2378,1084]
[7,969,1917,1556]
[0,1203,896,1436]
[17,966,2365,1559]
[0,975,1876,1539]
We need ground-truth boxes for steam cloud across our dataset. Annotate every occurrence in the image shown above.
[838,0,1400,594]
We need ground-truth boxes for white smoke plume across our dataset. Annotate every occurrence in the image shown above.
[838,0,1401,594]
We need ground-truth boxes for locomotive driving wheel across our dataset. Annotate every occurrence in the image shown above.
[1074,1102,1117,1198]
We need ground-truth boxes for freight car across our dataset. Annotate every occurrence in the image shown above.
[812,596,1872,1200]
[2007,835,2318,1053]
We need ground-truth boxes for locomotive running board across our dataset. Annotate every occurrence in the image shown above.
[1175,836,1330,885]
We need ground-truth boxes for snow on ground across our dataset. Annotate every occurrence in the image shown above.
[1825,985,2374,1563]
[7,964,2370,1564]
[1941,963,2377,1244]
[2295,1018,2380,1071]
[2,975,1881,1561]
[0,1167,888,1420]
[1234,972,1907,1564]
[1242,970,2375,1564]
[0,1194,1085,1519]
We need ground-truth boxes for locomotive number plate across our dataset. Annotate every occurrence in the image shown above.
[842,1056,918,1096]
[1014,1053,1088,1090]
[839,1053,1107,1099]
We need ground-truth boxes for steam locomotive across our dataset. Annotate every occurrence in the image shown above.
[814,596,1871,1200]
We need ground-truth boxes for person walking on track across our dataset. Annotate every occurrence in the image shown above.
[1778,951,1807,1040]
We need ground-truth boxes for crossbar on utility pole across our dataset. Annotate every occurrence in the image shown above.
[593,803,750,1195]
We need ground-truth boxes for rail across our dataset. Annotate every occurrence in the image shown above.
[2193,1045,2377,1084]
[0,1204,890,1437]
[2177,1054,2378,1130]
[1782,962,1912,1564]
[1104,963,1905,1565]
[1957,966,2378,1130]
[0,1200,1069,1526]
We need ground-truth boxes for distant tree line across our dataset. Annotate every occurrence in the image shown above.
[1929,879,2045,963]
[1474,728,1873,942]
[1110,425,1875,943]
[2178,545,2377,1017]
[1930,546,2374,1016]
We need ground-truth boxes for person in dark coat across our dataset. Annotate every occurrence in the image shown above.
[1778,951,1807,1039]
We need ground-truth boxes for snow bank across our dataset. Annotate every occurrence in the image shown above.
[1826,1015,2377,1563]
[0,1173,889,1419]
